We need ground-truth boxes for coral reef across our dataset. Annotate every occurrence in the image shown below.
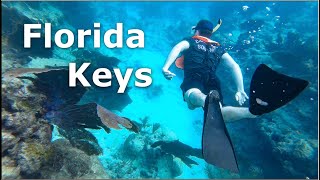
[40,139,108,179]
[257,115,318,178]
[1,71,109,178]
[102,120,187,179]
[57,128,103,156]
[1,69,109,178]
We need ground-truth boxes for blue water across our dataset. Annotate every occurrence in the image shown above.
[2,1,318,179]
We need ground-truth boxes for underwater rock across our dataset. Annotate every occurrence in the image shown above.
[205,164,240,179]
[247,165,264,178]
[41,139,109,179]
[257,115,318,178]
[57,128,103,156]
[123,134,145,156]
[2,131,20,154]
[104,122,186,178]
[17,142,52,177]
[1,156,21,179]
[156,154,183,178]
[1,75,53,178]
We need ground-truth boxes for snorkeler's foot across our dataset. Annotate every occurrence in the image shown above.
[249,64,308,116]
[207,90,220,103]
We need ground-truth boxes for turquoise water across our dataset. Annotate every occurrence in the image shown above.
[2,1,318,179]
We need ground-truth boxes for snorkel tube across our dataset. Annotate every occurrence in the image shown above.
[212,19,222,33]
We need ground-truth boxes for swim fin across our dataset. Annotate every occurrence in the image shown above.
[201,64,308,173]
[249,64,309,115]
[202,90,239,173]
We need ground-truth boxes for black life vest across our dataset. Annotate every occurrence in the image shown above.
[176,36,223,79]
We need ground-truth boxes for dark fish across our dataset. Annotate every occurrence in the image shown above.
[151,140,203,167]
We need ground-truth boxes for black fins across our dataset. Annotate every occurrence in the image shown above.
[201,64,308,173]
[249,64,309,115]
[202,90,239,173]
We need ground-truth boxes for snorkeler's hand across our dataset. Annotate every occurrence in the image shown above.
[162,69,176,80]
[235,91,249,106]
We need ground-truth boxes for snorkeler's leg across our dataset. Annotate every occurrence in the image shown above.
[220,105,256,122]
[184,88,207,110]
[185,88,256,120]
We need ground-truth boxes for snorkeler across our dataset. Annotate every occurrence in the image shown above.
[162,19,308,172]
[163,19,256,122]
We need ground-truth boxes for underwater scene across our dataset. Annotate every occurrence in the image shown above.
[1,1,318,179]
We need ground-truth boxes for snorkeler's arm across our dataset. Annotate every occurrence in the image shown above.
[162,40,190,80]
[221,53,248,105]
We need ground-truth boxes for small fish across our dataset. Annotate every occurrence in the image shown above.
[266,7,271,11]
[242,5,249,11]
